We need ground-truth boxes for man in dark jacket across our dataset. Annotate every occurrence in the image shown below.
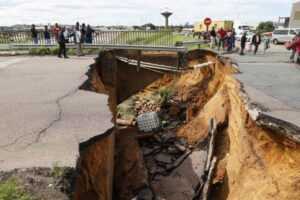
[44,26,51,44]
[240,32,247,55]
[58,27,68,58]
[210,27,217,48]
[252,32,261,55]
[31,24,38,44]
[86,25,95,43]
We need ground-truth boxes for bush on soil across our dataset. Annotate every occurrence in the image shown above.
[0,179,33,200]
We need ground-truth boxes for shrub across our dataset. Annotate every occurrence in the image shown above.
[0,179,33,200]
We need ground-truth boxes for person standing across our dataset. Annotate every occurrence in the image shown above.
[31,24,38,44]
[86,25,95,44]
[232,28,236,49]
[81,23,86,44]
[58,27,68,58]
[288,32,300,63]
[44,25,51,44]
[252,32,262,55]
[75,23,83,56]
[217,28,227,51]
[289,34,298,62]
[240,32,247,55]
[263,35,271,54]
[210,27,217,49]
[226,31,234,52]
[52,23,61,43]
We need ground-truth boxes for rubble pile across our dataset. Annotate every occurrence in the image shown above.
[134,97,161,116]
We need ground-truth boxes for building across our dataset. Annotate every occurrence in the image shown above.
[276,17,290,28]
[194,20,234,33]
[290,1,300,28]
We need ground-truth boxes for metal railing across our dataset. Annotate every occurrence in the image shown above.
[0,30,174,47]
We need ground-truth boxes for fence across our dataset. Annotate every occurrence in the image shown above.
[0,30,174,47]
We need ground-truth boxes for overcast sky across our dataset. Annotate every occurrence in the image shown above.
[0,0,297,26]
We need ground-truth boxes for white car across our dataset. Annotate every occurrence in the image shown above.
[272,28,299,44]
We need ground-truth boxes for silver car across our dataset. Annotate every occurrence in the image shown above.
[272,29,298,44]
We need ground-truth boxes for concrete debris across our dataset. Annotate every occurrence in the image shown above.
[155,153,173,164]
[136,188,154,200]
[137,112,161,132]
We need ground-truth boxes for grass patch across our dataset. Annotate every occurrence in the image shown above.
[117,98,137,121]
[158,87,174,105]
[51,162,67,179]
[0,179,33,200]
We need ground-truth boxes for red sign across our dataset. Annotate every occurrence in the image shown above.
[204,17,212,26]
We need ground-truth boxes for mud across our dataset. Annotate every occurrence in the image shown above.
[75,49,300,200]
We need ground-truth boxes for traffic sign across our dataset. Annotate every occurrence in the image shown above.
[204,17,212,26]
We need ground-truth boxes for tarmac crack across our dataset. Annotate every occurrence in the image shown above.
[0,88,79,151]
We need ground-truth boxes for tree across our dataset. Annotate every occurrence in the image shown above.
[257,21,275,33]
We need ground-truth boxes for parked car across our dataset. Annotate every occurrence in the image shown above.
[272,28,299,45]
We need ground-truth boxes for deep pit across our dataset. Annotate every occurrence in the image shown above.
[75,49,300,200]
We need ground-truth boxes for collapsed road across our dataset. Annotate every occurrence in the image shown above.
[74,49,300,200]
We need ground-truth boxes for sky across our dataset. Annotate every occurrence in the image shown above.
[0,0,297,26]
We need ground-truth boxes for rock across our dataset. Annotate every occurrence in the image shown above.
[167,146,180,154]
[166,121,180,129]
[161,132,176,143]
[155,153,173,165]
[149,166,166,175]
[137,188,154,200]
[143,147,156,156]
[153,135,162,144]
[178,138,188,147]
[142,146,161,157]
[169,105,181,117]
[174,143,186,152]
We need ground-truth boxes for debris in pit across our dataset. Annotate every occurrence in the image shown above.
[137,112,161,132]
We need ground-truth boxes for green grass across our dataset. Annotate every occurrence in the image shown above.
[51,162,70,179]
[158,87,174,105]
[0,179,33,200]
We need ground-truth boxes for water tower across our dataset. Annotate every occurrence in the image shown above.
[161,9,173,29]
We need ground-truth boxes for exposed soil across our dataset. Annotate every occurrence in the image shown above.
[0,167,76,200]
[74,49,300,200]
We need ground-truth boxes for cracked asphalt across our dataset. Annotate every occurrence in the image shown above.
[228,45,300,127]
[0,56,112,171]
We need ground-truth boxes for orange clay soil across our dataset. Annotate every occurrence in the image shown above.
[76,49,300,200]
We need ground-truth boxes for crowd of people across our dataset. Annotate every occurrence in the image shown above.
[208,27,236,52]
[30,22,95,58]
[30,23,273,58]
[197,27,271,56]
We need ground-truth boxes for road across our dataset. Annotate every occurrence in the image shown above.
[228,45,300,127]
[0,56,112,171]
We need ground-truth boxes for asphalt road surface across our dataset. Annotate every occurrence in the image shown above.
[229,45,300,127]
[0,56,112,171]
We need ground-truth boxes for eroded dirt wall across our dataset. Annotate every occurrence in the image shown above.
[76,49,300,200]
[216,76,300,200]
[74,129,115,200]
